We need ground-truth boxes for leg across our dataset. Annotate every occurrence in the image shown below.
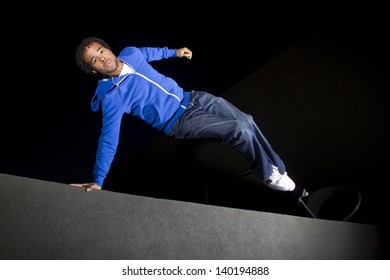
[170,91,287,182]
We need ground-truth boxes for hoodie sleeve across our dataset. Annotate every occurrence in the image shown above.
[137,47,177,62]
[92,100,123,187]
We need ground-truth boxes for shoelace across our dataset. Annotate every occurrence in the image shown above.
[267,166,282,184]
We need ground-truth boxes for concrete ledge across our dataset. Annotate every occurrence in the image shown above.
[0,173,383,259]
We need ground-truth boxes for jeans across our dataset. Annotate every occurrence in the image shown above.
[169,91,285,181]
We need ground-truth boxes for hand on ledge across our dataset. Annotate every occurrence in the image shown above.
[70,183,102,192]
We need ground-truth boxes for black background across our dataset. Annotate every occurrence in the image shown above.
[2,5,389,226]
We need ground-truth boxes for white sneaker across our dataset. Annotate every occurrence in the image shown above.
[265,166,296,191]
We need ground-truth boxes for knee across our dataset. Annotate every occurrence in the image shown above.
[232,118,255,138]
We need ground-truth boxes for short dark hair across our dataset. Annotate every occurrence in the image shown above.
[75,37,111,75]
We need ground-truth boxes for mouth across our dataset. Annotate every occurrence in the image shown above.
[105,59,113,67]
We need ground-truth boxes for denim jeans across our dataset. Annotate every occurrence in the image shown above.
[169,91,285,181]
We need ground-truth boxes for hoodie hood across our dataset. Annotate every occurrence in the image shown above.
[91,79,115,112]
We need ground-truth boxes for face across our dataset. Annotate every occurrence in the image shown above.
[83,42,121,77]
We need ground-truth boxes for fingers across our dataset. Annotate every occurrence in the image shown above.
[179,47,192,59]
[182,51,192,59]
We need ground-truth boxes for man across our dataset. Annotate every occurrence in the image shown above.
[71,36,299,195]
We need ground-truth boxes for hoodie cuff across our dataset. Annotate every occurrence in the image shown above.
[93,175,105,188]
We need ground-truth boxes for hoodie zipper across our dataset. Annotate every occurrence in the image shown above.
[111,63,182,103]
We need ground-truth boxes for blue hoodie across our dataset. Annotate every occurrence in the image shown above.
[91,46,190,187]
